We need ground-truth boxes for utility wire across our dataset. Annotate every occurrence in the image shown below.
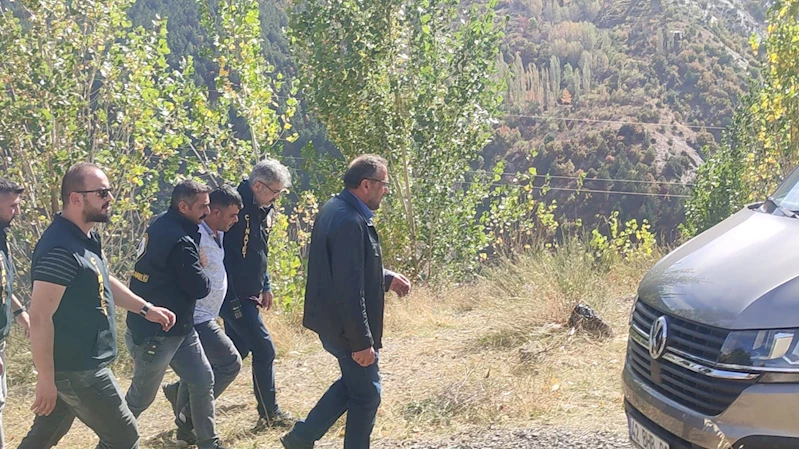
[504,113,726,131]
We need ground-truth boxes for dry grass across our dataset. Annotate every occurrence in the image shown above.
[2,243,657,448]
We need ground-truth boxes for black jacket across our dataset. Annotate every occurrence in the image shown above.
[223,180,274,301]
[0,228,14,341]
[128,208,211,342]
[303,191,394,351]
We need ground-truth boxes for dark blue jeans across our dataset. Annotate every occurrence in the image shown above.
[220,298,279,419]
[290,339,382,449]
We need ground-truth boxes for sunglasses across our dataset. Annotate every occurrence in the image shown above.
[75,188,113,199]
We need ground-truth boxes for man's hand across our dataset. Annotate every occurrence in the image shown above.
[352,346,376,367]
[261,291,274,310]
[199,249,208,268]
[145,307,176,332]
[15,311,31,339]
[32,378,58,416]
[389,273,411,297]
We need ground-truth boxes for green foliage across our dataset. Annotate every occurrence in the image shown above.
[589,211,656,268]
[684,0,799,237]
[290,0,507,281]
[268,191,318,312]
[0,0,291,287]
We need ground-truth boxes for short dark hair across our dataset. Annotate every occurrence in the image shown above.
[61,162,102,206]
[209,185,243,210]
[0,177,24,196]
[170,180,212,210]
[343,155,388,189]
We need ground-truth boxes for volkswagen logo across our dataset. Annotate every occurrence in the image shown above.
[649,316,668,359]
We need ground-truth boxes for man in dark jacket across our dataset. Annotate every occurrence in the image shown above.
[125,180,228,449]
[219,158,293,429]
[281,155,410,449]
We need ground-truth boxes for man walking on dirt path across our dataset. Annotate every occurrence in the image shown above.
[281,155,411,449]
[161,185,244,446]
[219,159,294,431]
[27,162,175,449]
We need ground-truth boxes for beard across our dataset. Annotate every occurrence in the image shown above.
[84,203,111,223]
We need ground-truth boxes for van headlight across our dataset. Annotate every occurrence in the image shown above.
[719,329,799,371]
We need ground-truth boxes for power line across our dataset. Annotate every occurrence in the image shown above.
[465,181,692,199]
[497,173,695,187]
[279,157,696,188]
[504,114,726,131]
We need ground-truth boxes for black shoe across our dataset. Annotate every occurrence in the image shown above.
[254,410,295,431]
[174,425,197,447]
[280,432,314,449]
[162,382,179,414]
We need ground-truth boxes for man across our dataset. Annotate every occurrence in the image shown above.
[281,155,411,449]
[162,185,244,446]
[0,177,31,448]
[125,180,228,449]
[220,159,293,429]
[28,162,176,449]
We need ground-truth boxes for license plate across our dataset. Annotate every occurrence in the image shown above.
[628,416,670,449]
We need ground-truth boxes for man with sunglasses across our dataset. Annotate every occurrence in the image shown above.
[27,162,176,449]
[219,158,294,430]
[125,180,229,449]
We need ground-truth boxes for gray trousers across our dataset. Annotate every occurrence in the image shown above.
[124,329,218,449]
[169,319,241,426]
[18,367,139,449]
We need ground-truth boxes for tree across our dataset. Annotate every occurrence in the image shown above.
[0,0,292,283]
[290,0,506,280]
[683,0,799,236]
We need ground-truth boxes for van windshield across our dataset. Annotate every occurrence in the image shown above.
[769,167,799,212]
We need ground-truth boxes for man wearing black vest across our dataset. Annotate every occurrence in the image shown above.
[125,180,227,449]
[281,155,411,449]
[220,159,293,429]
[0,177,31,448]
[28,163,175,449]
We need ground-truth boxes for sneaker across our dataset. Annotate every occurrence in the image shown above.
[254,410,295,431]
[280,432,314,449]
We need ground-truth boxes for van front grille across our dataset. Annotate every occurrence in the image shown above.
[627,300,756,416]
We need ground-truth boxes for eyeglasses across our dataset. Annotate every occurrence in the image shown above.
[75,188,113,199]
[367,178,390,186]
[259,181,286,196]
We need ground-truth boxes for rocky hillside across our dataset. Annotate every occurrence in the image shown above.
[488,0,768,238]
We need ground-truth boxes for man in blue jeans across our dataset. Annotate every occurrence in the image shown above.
[162,185,244,446]
[281,155,411,449]
[220,159,293,430]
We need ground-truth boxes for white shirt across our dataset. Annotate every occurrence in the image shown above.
[194,221,228,325]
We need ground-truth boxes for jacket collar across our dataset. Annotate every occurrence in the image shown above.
[165,207,201,236]
[239,179,274,215]
[53,213,95,242]
[338,189,375,224]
